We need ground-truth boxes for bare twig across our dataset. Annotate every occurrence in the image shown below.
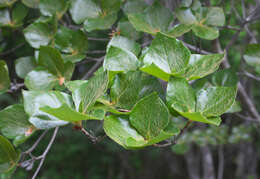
[0,43,25,56]
[7,83,25,93]
[81,58,104,80]
[238,71,260,82]
[24,130,48,155]
[32,127,59,179]
[81,128,106,143]
[154,120,192,148]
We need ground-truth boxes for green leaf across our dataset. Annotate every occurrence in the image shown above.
[22,0,39,8]
[166,77,196,113]
[15,56,36,79]
[180,0,192,7]
[192,25,219,40]
[38,46,75,82]
[104,46,139,72]
[167,24,192,38]
[128,2,173,34]
[117,19,142,40]
[141,33,190,81]
[83,13,117,32]
[196,86,237,117]
[210,69,238,87]
[40,104,101,122]
[39,0,68,18]
[243,44,260,67]
[103,115,146,149]
[22,90,73,129]
[176,8,197,24]
[0,104,35,146]
[129,93,169,140]
[0,60,10,94]
[123,0,147,14]
[65,80,88,92]
[24,67,59,91]
[72,72,108,113]
[54,26,88,55]
[110,71,164,110]
[183,53,224,80]
[0,135,19,173]
[0,9,11,26]
[12,2,28,25]
[24,21,54,48]
[69,0,102,24]
[180,112,222,125]
[204,7,225,26]
[226,100,241,113]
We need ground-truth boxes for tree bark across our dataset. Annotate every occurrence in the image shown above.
[201,145,216,179]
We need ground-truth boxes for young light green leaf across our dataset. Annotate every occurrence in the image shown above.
[166,77,196,113]
[183,53,224,80]
[128,2,173,34]
[0,60,10,94]
[180,112,222,126]
[192,25,219,40]
[0,135,19,173]
[141,33,190,81]
[130,93,169,140]
[65,80,88,92]
[167,24,192,38]
[0,104,35,146]
[15,56,36,79]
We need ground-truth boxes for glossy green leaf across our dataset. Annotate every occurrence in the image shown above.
[104,46,139,72]
[128,2,173,34]
[117,19,142,40]
[24,67,59,91]
[0,135,19,173]
[141,33,190,81]
[130,93,169,140]
[183,53,224,80]
[243,44,260,67]
[22,0,39,8]
[39,0,68,18]
[110,71,164,110]
[103,115,146,149]
[0,104,35,146]
[167,24,192,38]
[166,77,196,113]
[23,90,73,129]
[196,86,237,117]
[73,72,108,113]
[15,56,36,79]
[55,26,88,55]
[123,0,147,14]
[192,25,219,40]
[180,112,222,125]
[0,60,10,94]
[24,22,54,48]
[40,104,101,122]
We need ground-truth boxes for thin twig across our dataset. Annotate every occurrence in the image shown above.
[88,37,109,41]
[87,50,106,54]
[154,120,192,148]
[24,130,48,155]
[238,71,260,82]
[81,59,103,80]
[0,43,25,56]
[7,83,25,93]
[32,127,59,179]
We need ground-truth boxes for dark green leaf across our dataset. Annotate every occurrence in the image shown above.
[117,19,142,40]
[0,135,19,173]
[167,24,192,38]
[0,0,17,7]
[123,0,147,14]
[0,60,10,94]
[12,2,28,25]
[39,0,68,18]
[0,104,35,146]
[210,69,238,87]
[129,93,169,140]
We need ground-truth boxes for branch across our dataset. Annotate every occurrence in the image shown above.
[81,127,106,144]
[32,127,59,179]
[238,71,260,82]
[24,130,48,155]
[7,82,25,93]
[154,120,192,148]
[81,58,104,80]
[0,43,25,56]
